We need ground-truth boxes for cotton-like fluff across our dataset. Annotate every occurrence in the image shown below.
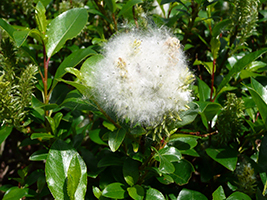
[90,29,194,127]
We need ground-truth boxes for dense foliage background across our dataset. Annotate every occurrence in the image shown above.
[1,0,267,199]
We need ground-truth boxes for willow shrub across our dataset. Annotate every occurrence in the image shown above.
[1,0,267,199]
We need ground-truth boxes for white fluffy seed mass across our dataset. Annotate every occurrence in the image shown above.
[90,29,193,126]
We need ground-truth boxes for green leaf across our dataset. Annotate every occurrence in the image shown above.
[212,186,226,200]
[45,140,87,200]
[170,159,194,185]
[211,37,220,60]
[13,29,31,47]
[45,8,88,58]
[67,154,81,200]
[2,187,28,200]
[117,0,143,17]
[198,78,211,102]
[31,133,54,140]
[29,149,48,161]
[92,186,102,199]
[246,80,267,128]
[123,158,140,186]
[212,19,231,37]
[177,188,208,200]
[89,129,107,145]
[102,182,127,199]
[45,116,56,135]
[97,155,123,167]
[175,102,199,128]
[205,147,238,171]
[52,47,96,90]
[35,1,47,34]
[157,174,174,185]
[127,185,145,200]
[193,60,213,74]
[105,0,117,13]
[103,121,116,132]
[159,156,175,174]
[0,125,13,145]
[0,18,15,39]
[217,48,267,95]
[145,188,165,200]
[158,147,182,162]
[108,128,126,152]
[169,134,199,151]
[226,192,251,200]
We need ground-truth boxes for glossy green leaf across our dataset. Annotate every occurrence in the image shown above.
[2,187,28,200]
[46,8,88,58]
[0,125,13,145]
[45,140,87,200]
[45,116,56,135]
[0,18,15,39]
[193,60,213,74]
[117,0,143,17]
[177,188,208,200]
[93,186,102,199]
[145,188,165,200]
[13,29,31,47]
[29,149,48,161]
[158,147,182,162]
[198,78,211,101]
[35,1,47,34]
[102,182,126,199]
[175,102,199,128]
[159,156,175,174]
[157,174,174,185]
[108,128,126,152]
[246,78,267,127]
[197,101,222,121]
[170,159,194,185]
[217,48,267,94]
[127,185,145,200]
[58,79,89,98]
[67,154,81,200]
[226,192,251,200]
[123,158,140,186]
[169,134,199,151]
[31,133,54,140]
[52,47,96,90]
[212,186,226,200]
[206,147,238,171]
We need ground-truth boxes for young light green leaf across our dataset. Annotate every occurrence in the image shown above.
[45,8,88,58]
[45,140,87,200]
[212,186,226,200]
[30,133,54,140]
[127,185,145,200]
[103,121,116,132]
[102,182,126,199]
[108,128,126,152]
[206,147,238,171]
[92,186,102,199]
[177,188,208,200]
[35,1,47,34]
